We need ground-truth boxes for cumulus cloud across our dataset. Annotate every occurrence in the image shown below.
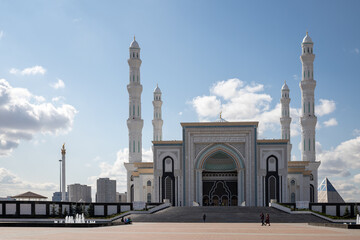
[88,148,153,193]
[316,99,336,116]
[318,136,360,179]
[0,78,77,156]
[191,78,337,136]
[50,79,65,89]
[323,118,338,127]
[353,129,360,137]
[0,168,57,197]
[10,66,46,76]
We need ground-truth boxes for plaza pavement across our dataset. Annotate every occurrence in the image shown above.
[0,223,360,240]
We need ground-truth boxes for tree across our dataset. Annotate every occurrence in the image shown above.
[87,204,94,217]
[51,204,57,216]
[63,208,68,216]
[344,206,350,218]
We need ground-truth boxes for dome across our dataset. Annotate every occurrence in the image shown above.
[130,36,139,48]
[302,32,313,43]
[282,81,289,90]
[154,84,161,93]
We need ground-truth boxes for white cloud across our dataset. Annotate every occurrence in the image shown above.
[50,79,65,89]
[0,31,3,40]
[178,112,183,116]
[191,78,336,136]
[353,129,360,137]
[355,48,359,54]
[10,66,46,76]
[323,118,338,127]
[52,96,65,102]
[316,99,336,116]
[88,148,153,193]
[318,136,360,179]
[0,167,57,197]
[0,78,77,156]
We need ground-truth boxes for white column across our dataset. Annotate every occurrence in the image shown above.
[61,144,66,202]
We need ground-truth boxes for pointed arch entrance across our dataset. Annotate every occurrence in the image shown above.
[195,144,245,206]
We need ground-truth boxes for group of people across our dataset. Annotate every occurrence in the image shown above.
[260,213,270,226]
[121,217,132,224]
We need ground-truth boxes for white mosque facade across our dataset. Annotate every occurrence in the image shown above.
[124,33,320,206]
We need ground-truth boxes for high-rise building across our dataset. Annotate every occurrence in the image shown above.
[68,184,91,202]
[96,178,116,203]
[52,191,68,202]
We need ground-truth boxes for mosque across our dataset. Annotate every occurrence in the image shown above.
[124,33,320,207]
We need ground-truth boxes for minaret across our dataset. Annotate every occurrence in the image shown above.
[300,32,317,162]
[152,84,163,141]
[127,37,143,163]
[280,81,291,141]
[61,143,66,201]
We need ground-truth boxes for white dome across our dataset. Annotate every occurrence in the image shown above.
[130,37,139,48]
[282,81,289,90]
[302,32,313,43]
[154,84,161,93]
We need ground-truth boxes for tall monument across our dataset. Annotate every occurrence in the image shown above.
[127,36,143,163]
[152,84,163,141]
[61,143,66,202]
[280,81,291,141]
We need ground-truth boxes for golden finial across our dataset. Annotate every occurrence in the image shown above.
[306,30,308,35]
[61,143,66,154]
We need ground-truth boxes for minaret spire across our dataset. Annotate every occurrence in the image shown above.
[300,31,316,162]
[127,37,143,162]
[280,81,291,141]
[152,84,163,141]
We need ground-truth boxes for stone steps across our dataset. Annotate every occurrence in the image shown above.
[128,206,330,223]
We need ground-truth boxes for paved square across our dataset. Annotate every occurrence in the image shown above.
[0,223,360,240]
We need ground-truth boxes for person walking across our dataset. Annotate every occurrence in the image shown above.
[260,212,265,226]
[203,213,207,223]
[265,213,270,226]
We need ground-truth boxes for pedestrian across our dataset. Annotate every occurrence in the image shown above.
[203,213,206,223]
[260,212,265,226]
[265,213,270,226]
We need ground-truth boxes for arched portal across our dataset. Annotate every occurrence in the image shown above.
[196,145,245,206]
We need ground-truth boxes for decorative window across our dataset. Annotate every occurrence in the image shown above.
[133,141,135,152]
[310,174,314,181]
[308,102,310,113]
[137,53,139,58]
[138,141,140,153]
[133,75,135,82]
[307,48,309,53]
[291,180,295,185]
[304,139,306,151]
[308,70,310,78]
[147,193,151,203]
[147,180,151,186]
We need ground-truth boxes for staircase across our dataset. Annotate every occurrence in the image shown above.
[128,206,329,223]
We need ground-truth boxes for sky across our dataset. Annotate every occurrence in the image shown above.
[0,0,359,201]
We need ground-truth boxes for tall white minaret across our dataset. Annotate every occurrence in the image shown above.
[300,32,317,162]
[61,143,66,201]
[127,37,143,163]
[152,84,163,141]
[280,81,291,141]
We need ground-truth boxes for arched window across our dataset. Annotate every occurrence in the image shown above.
[291,192,295,203]
[304,139,306,151]
[130,184,134,202]
[303,103,305,114]
[314,138,315,151]
[133,75,135,82]
[309,174,314,181]
[137,105,139,116]
[138,141,140,153]
[308,70,310,78]
[133,52,135,58]
[137,53,139,58]
[310,184,314,202]
[308,102,310,113]
[133,105,135,116]
[147,180,151,186]
[137,75,139,82]
[147,193,151,203]
[311,48,313,53]
[307,48,309,53]
[133,140,135,152]
[268,176,277,201]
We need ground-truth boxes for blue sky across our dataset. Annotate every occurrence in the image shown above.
[0,0,359,201]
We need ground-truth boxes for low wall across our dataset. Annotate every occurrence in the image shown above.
[0,200,133,218]
[281,202,360,218]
